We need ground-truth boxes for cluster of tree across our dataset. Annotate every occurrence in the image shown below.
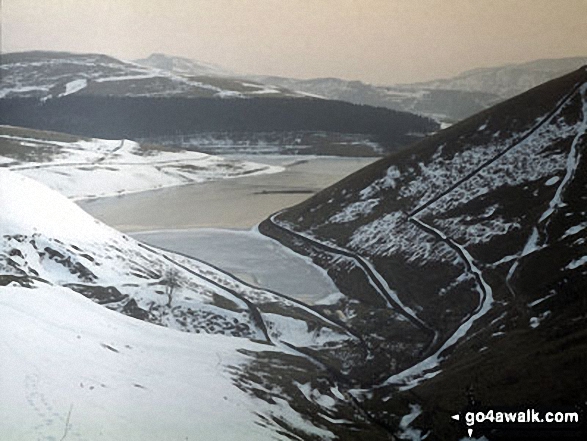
[0,96,438,147]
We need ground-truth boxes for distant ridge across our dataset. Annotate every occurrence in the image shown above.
[134,52,238,77]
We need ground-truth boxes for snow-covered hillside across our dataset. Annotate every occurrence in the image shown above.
[0,51,300,99]
[0,283,280,441]
[0,168,356,346]
[0,167,395,439]
[260,66,587,437]
[0,52,439,155]
[134,53,238,78]
[0,125,283,200]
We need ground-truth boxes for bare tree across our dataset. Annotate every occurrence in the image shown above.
[163,267,180,307]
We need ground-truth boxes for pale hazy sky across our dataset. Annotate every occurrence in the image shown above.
[2,0,586,84]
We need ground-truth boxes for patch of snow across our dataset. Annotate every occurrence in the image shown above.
[269,398,335,440]
[313,292,345,306]
[0,85,51,98]
[522,227,541,257]
[60,78,88,96]
[489,253,519,267]
[562,223,587,239]
[215,90,244,98]
[294,382,337,410]
[264,313,351,348]
[545,176,560,186]
[328,199,379,223]
[359,165,401,199]
[566,255,587,270]
[239,82,267,89]
[436,215,521,246]
[249,88,280,95]
[296,91,327,99]
[529,311,551,329]
[398,370,441,391]
[397,404,423,440]
[94,73,160,83]
[528,292,557,308]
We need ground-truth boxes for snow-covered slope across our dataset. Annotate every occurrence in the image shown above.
[134,53,238,78]
[0,125,282,200]
[0,283,279,441]
[0,51,300,99]
[0,168,356,347]
[0,167,397,439]
[260,66,587,437]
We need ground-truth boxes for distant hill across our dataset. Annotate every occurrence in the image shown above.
[0,125,282,200]
[253,75,499,123]
[255,57,587,122]
[260,66,587,438]
[134,52,238,78]
[0,52,439,155]
[412,56,587,98]
[0,51,299,99]
[140,53,586,123]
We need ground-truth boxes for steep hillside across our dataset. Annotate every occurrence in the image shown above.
[260,66,587,438]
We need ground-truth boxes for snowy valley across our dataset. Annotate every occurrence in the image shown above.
[1,47,586,440]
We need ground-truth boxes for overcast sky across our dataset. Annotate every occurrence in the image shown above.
[2,0,586,84]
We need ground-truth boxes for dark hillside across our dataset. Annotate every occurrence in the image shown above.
[0,95,438,150]
[260,66,587,438]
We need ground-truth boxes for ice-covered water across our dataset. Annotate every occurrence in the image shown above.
[132,228,340,304]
